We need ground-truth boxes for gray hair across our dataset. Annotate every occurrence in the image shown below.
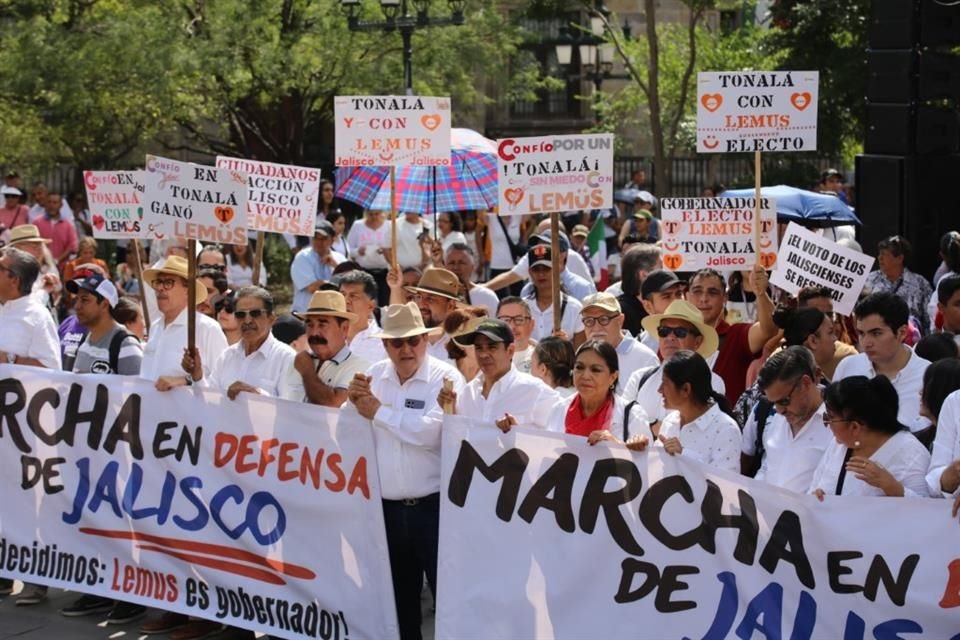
[620,243,662,297]
[445,242,476,262]
[234,286,274,314]
[2,247,39,296]
[335,269,378,301]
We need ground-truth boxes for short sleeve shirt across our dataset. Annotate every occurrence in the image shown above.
[73,325,143,375]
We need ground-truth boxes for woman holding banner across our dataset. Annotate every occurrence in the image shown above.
[811,376,931,498]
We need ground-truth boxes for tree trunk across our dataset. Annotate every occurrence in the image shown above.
[644,0,670,195]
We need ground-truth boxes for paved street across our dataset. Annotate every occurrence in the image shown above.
[0,582,435,639]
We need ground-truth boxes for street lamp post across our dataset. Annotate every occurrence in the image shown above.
[340,0,466,95]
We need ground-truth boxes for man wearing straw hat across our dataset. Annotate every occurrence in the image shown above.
[622,300,725,430]
[346,302,464,640]
[139,255,228,389]
[292,289,369,407]
[580,291,658,376]
[402,265,464,362]
[6,223,60,306]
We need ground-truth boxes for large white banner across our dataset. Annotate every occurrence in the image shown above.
[0,366,398,640]
[438,419,960,639]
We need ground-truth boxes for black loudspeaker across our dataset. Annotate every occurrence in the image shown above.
[920,0,960,46]
[865,104,960,155]
[869,0,918,49]
[866,50,915,104]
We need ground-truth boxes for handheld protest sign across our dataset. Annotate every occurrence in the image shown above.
[83,170,147,240]
[130,239,150,330]
[334,95,452,167]
[696,71,819,154]
[142,155,249,246]
[659,197,777,271]
[215,156,320,237]
[496,134,614,217]
[551,212,561,334]
[769,222,873,315]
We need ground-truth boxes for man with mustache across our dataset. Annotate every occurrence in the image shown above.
[293,290,370,407]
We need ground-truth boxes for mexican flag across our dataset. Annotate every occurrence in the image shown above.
[586,217,608,290]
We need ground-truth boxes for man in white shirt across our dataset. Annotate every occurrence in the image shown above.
[833,292,931,432]
[390,212,430,269]
[622,300,724,430]
[139,255,228,388]
[438,318,559,430]
[523,244,585,342]
[183,286,302,401]
[750,346,833,492]
[496,297,537,373]
[580,292,658,380]
[346,302,464,640]
[402,266,463,362]
[485,233,595,300]
[290,219,345,313]
[337,269,387,365]
[292,290,369,407]
[0,247,61,370]
[6,224,60,307]
[635,269,686,352]
[444,242,499,316]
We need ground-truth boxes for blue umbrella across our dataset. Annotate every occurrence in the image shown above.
[721,185,861,228]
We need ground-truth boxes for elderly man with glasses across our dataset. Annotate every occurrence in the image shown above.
[580,292,658,378]
[496,296,537,373]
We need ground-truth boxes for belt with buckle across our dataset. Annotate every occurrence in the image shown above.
[385,493,440,507]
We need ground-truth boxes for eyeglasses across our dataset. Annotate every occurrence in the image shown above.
[387,335,422,349]
[152,277,180,291]
[822,414,852,428]
[497,315,531,326]
[234,309,267,320]
[657,325,698,339]
[769,378,803,408]
[198,263,226,272]
[582,315,619,327]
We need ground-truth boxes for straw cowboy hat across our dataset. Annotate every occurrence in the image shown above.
[375,302,438,339]
[7,225,51,246]
[293,290,357,323]
[142,255,209,305]
[640,299,719,358]
[404,266,463,302]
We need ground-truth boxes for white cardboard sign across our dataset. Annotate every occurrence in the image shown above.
[496,134,615,216]
[769,222,873,315]
[697,71,819,153]
[659,196,778,271]
[83,170,147,239]
[334,95,451,167]
[215,157,320,236]
[143,155,249,245]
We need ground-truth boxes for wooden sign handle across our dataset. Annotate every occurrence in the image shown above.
[131,239,150,330]
[754,150,762,263]
[187,240,197,362]
[252,231,265,286]
[550,211,561,334]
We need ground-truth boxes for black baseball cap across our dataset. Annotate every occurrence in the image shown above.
[272,313,306,345]
[454,318,515,346]
[314,219,335,237]
[641,269,684,299]
[527,244,553,268]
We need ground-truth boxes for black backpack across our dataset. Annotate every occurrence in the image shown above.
[76,330,139,374]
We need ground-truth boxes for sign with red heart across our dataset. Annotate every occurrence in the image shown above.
[83,170,147,240]
[216,156,321,236]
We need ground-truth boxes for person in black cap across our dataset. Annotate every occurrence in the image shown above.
[290,218,345,313]
[636,269,686,352]
[522,244,586,343]
[437,318,560,431]
[272,313,308,352]
[818,168,847,204]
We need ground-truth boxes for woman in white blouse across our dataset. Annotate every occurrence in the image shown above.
[811,375,931,498]
[654,350,742,473]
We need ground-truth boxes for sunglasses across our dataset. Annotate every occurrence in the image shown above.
[387,335,422,349]
[234,309,267,320]
[657,326,698,339]
[198,263,226,272]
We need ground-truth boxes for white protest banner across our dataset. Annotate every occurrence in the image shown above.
[697,71,819,153]
[143,155,249,245]
[659,196,778,272]
[496,134,615,216]
[334,95,451,167]
[0,366,398,640]
[769,221,873,315]
[215,157,320,236]
[438,419,960,639]
[83,170,147,240]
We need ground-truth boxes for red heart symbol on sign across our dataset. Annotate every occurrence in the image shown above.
[759,252,777,269]
[700,94,723,112]
[790,92,811,111]
[92,215,105,230]
[703,135,720,150]
[663,254,684,270]
[504,188,524,207]
[214,206,234,224]
[421,114,442,131]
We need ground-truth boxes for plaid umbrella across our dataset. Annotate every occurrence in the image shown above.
[335,128,499,214]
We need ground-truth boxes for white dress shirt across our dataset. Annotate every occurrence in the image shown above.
[927,389,960,497]
[527,294,584,341]
[549,393,654,442]
[365,355,465,500]
[426,333,453,364]
[809,430,931,497]
[512,344,534,374]
[832,349,931,432]
[349,319,387,365]
[657,403,742,474]
[140,309,228,382]
[753,404,834,493]
[622,365,726,425]
[614,333,659,380]
[0,294,61,370]
[452,367,561,430]
[206,333,302,401]
[466,284,500,317]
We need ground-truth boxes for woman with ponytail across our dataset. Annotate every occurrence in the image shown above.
[810,375,930,498]
[655,350,742,473]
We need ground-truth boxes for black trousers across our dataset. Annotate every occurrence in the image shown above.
[382,494,440,640]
